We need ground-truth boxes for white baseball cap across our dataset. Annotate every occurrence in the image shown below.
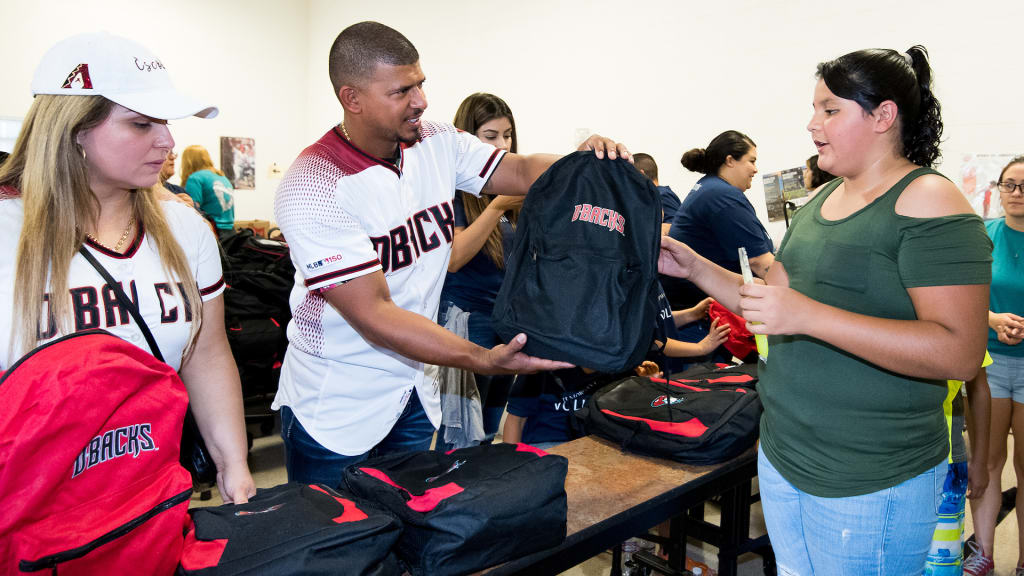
[31,32,218,120]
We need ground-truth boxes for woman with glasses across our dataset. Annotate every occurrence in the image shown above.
[966,156,1024,576]
[659,45,992,574]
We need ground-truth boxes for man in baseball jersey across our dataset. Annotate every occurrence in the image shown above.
[273,21,631,486]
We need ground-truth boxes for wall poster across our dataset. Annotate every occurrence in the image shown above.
[762,166,808,222]
[220,136,256,190]
[960,153,1018,219]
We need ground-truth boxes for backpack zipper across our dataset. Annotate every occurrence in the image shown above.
[18,487,193,573]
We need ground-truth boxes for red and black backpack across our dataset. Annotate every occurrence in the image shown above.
[0,330,193,575]
[179,483,403,576]
[573,363,762,465]
[343,443,568,576]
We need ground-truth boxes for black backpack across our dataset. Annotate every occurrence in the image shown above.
[492,151,662,373]
[343,443,568,576]
[218,230,295,419]
[179,483,403,576]
[573,363,762,465]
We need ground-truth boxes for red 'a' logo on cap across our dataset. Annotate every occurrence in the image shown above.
[61,64,93,89]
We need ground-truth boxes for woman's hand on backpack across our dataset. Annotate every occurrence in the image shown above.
[218,460,257,504]
[480,333,575,375]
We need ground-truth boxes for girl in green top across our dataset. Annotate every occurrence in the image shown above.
[659,45,992,575]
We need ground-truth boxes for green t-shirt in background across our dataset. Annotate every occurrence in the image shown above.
[184,169,235,231]
[760,168,993,498]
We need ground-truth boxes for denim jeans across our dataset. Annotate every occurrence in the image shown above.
[280,391,435,488]
[987,352,1024,403]
[758,446,945,576]
[437,300,515,447]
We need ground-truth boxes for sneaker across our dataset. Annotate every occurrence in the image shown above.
[962,540,994,576]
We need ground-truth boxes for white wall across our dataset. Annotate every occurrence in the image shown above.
[3,0,1022,234]
[0,0,311,221]
[306,0,1024,242]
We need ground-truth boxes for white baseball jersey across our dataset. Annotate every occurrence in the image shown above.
[273,120,506,456]
[0,195,225,371]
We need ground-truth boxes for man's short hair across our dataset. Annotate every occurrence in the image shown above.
[633,153,658,182]
[329,21,419,96]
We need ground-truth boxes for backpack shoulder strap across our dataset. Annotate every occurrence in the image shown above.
[78,246,165,363]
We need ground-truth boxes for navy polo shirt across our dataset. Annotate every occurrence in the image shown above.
[658,185,681,224]
[651,285,687,376]
[663,175,772,307]
[440,193,516,313]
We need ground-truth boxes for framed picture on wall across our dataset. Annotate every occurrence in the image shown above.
[220,136,256,190]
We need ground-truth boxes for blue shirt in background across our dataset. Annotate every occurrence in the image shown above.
[651,285,688,376]
[986,218,1024,357]
[506,368,620,445]
[662,175,773,308]
[440,193,515,313]
[658,185,681,224]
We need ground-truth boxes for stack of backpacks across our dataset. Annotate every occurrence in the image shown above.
[180,443,570,576]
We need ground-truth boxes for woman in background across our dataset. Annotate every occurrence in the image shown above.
[437,93,522,447]
[181,144,235,236]
[965,155,1024,576]
[659,45,991,574]
[804,153,835,191]
[662,130,774,312]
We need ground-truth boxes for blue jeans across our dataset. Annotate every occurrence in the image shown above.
[987,352,1024,403]
[280,391,435,488]
[437,300,515,447]
[758,446,945,576]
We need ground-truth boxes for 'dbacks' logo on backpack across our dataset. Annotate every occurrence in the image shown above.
[72,422,158,478]
[493,151,662,373]
[571,204,626,235]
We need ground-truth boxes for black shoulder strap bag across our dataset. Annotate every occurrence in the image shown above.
[79,246,218,487]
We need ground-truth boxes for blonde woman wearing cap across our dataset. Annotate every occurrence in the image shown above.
[0,32,255,504]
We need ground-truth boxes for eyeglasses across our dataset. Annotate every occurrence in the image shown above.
[997,181,1024,194]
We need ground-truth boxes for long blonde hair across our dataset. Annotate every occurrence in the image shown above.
[452,93,518,268]
[0,95,202,361]
[180,144,223,188]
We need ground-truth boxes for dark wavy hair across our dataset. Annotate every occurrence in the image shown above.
[680,130,755,175]
[806,154,836,189]
[816,45,942,167]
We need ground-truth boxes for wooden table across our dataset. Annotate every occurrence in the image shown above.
[482,436,769,575]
